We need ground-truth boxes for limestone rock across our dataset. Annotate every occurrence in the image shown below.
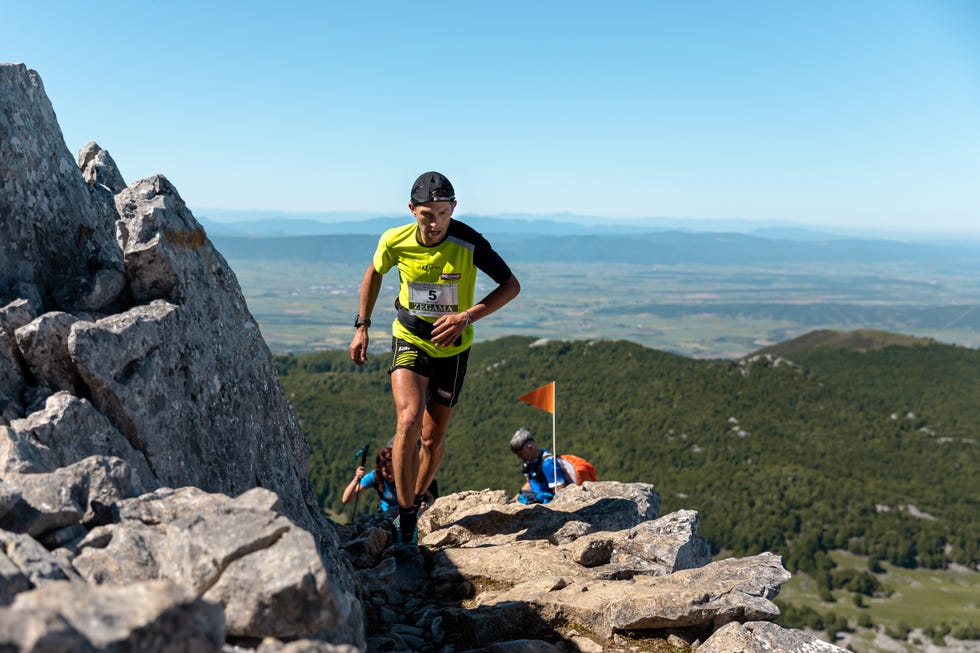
[0,298,36,334]
[431,539,582,593]
[77,267,126,313]
[77,142,128,311]
[68,175,320,537]
[73,486,351,638]
[341,484,817,651]
[0,529,79,590]
[0,548,30,606]
[420,482,660,549]
[15,311,85,394]
[255,638,361,653]
[549,480,661,522]
[0,478,20,519]
[609,509,712,576]
[4,391,157,491]
[478,553,789,638]
[206,524,344,638]
[78,141,126,194]
[0,579,225,652]
[419,488,511,533]
[564,532,614,567]
[0,455,135,539]
[0,63,123,312]
[699,619,849,652]
[0,324,24,422]
[0,62,365,650]
[0,300,34,422]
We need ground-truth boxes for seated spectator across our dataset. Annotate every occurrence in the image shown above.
[509,427,572,504]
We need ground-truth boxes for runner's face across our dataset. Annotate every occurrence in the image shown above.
[410,201,456,245]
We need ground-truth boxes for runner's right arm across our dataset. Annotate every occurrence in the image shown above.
[350,264,383,365]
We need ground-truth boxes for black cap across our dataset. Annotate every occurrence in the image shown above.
[410,171,456,204]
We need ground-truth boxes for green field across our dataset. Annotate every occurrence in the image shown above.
[777,551,980,652]
[228,258,980,359]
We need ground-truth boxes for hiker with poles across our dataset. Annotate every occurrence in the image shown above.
[342,441,440,518]
[342,445,398,514]
[348,171,520,567]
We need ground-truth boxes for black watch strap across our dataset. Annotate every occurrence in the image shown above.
[354,315,371,328]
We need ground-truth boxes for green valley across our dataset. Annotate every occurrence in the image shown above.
[276,333,979,649]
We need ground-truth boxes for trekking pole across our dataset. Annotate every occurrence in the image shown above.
[351,443,370,519]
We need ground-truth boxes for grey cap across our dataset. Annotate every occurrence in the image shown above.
[509,427,534,453]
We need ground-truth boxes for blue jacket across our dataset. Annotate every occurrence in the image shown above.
[522,449,572,502]
[359,469,397,512]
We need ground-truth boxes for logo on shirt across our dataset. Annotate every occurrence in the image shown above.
[440,273,461,281]
[412,303,456,313]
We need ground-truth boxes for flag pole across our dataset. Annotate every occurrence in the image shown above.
[516,381,558,489]
[551,382,557,489]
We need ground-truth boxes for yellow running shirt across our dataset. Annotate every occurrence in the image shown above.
[373,219,512,357]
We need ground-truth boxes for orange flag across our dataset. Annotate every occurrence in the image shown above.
[518,382,555,414]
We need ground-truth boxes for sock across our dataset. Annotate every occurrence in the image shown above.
[398,505,418,544]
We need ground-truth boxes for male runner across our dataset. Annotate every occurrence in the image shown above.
[349,171,520,557]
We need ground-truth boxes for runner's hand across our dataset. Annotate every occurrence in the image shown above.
[350,329,369,365]
[431,311,469,347]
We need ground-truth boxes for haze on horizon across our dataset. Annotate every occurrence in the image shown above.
[4,1,979,236]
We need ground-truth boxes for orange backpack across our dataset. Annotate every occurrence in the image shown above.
[560,454,597,484]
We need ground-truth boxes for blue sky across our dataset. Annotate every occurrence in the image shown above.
[4,1,979,234]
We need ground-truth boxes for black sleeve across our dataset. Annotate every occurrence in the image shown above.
[475,242,513,285]
[450,220,513,284]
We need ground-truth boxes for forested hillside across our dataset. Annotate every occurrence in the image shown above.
[277,336,979,576]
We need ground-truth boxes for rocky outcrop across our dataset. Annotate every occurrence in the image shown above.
[0,65,123,315]
[0,464,358,651]
[1,60,344,523]
[1,64,318,537]
[1,61,848,652]
[0,580,226,652]
[1,62,362,651]
[2,392,156,491]
[72,486,349,639]
[333,484,846,652]
[699,620,849,652]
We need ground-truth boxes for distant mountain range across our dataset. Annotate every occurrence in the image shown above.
[195,208,980,246]
[208,227,980,268]
[197,210,980,269]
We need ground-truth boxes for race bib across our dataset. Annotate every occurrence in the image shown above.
[407,282,459,317]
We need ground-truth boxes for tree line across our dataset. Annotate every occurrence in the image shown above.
[276,335,980,573]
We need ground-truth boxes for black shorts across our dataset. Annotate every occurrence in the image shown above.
[388,337,470,407]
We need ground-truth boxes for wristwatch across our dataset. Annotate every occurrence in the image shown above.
[354,315,371,328]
